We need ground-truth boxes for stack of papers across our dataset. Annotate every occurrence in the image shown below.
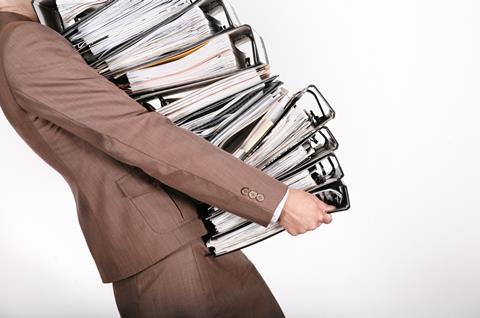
[68,0,192,57]
[99,5,216,78]
[57,0,108,27]
[33,0,351,257]
[126,33,240,93]
[157,66,269,123]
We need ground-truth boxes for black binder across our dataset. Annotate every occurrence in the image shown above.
[31,0,111,33]
[203,180,350,256]
[120,24,270,96]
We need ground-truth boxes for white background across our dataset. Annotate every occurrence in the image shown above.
[1,0,479,317]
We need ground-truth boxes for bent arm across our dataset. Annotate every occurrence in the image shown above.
[1,21,288,227]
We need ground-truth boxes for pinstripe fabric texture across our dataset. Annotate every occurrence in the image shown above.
[0,12,286,316]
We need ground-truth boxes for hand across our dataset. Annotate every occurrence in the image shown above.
[278,188,335,236]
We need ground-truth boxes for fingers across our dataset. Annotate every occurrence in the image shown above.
[324,205,337,213]
[317,211,332,226]
[286,229,300,236]
[311,194,334,224]
[322,212,333,224]
[313,195,336,213]
[301,212,333,235]
[281,191,334,237]
[285,216,332,236]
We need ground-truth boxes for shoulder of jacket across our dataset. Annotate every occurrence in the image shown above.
[0,21,67,62]
[0,22,64,81]
[0,21,56,50]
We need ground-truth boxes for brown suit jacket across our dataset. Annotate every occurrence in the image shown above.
[0,12,287,283]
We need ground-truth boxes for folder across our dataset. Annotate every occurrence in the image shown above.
[243,85,335,169]
[204,180,350,256]
[119,25,270,95]
[31,0,109,33]
[180,79,284,143]
[263,127,339,179]
[154,65,271,123]
[205,153,345,224]
[93,0,243,78]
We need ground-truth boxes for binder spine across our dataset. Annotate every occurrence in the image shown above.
[32,0,64,33]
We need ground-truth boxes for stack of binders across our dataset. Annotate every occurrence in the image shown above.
[33,0,351,256]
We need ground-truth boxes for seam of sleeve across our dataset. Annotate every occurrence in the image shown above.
[10,86,276,221]
[2,21,280,224]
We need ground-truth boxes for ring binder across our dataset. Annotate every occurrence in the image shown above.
[120,24,271,95]
[179,78,283,136]
[32,0,111,33]
[61,0,115,36]
[264,127,339,179]
[294,85,336,126]
[68,0,195,63]
[202,153,349,256]
[32,0,65,32]
[312,180,350,213]
[242,84,336,170]
[93,0,243,77]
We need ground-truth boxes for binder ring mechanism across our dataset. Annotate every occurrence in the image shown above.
[307,85,335,127]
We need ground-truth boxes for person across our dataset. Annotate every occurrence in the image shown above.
[0,1,335,317]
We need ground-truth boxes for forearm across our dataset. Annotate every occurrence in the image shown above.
[2,21,288,226]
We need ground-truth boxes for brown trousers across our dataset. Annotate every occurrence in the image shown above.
[112,237,285,318]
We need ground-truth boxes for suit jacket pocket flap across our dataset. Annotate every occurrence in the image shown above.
[115,171,160,198]
[115,172,185,233]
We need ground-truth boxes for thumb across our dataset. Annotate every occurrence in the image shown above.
[324,204,337,213]
[315,196,336,212]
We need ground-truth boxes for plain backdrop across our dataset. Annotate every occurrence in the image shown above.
[1,0,479,317]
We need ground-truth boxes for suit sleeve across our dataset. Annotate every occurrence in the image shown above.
[1,21,288,227]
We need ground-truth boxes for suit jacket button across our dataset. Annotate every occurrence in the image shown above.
[241,187,250,196]
[256,193,265,202]
[248,190,257,199]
